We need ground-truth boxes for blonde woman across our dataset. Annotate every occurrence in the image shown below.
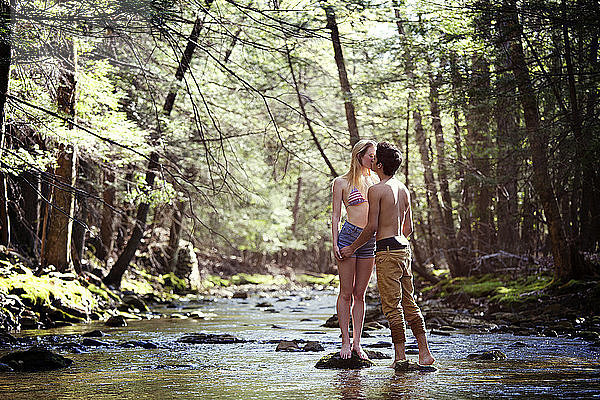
[331,139,377,359]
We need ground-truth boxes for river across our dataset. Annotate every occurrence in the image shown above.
[0,287,598,399]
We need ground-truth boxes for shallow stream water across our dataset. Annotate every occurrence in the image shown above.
[0,288,599,399]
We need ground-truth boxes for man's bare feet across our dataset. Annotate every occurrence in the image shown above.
[390,359,407,369]
[351,345,369,360]
[340,343,352,359]
[419,354,436,366]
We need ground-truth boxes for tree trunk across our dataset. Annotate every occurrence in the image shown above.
[42,144,77,272]
[324,6,360,147]
[494,12,521,252]
[97,170,115,261]
[465,52,493,254]
[105,4,212,287]
[291,177,302,235]
[502,0,585,280]
[428,69,455,237]
[166,199,186,272]
[0,0,14,247]
[413,109,445,250]
[71,160,90,273]
[449,53,472,248]
[42,31,77,272]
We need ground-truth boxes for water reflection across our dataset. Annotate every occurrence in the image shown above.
[380,370,430,400]
[335,370,368,399]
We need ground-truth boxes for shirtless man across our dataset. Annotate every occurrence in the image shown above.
[340,141,435,367]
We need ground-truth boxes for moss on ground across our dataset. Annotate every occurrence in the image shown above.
[229,273,289,286]
[295,273,338,287]
[200,275,231,288]
[425,272,554,305]
[0,272,97,310]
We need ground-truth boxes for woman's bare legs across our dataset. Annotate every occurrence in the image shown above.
[350,257,374,359]
[337,256,357,359]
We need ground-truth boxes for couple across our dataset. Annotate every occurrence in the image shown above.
[331,139,435,367]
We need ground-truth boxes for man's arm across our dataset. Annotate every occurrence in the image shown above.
[340,186,380,258]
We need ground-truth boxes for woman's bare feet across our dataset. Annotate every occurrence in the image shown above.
[351,344,369,360]
[340,343,352,359]
[419,354,436,366]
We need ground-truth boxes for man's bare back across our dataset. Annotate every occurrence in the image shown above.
[368,177,413,244]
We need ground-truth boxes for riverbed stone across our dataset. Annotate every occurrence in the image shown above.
[256,301,272,308]
[0,346,73,371]
[119,340,158,349]
[364,350,391,359]
[0,363,12,371]
[323,314,339,328]
[576,331,600,341]
[303,341,324,352]
[430,329,451,336]
[82,338,110,347]
[105,315,127,327]
[121,294,150,313]
[315,351,374,369]
[178,333,247,344]
[542,328,558,337]
[393,360,438,372]
[365,341,392,348]
[82,330,105,337]
[467,350,507,361]
[233,291,248,299]
[276,340,301,351]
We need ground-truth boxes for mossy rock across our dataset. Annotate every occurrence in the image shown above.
[315,351,374,369]
[0,346,72,371]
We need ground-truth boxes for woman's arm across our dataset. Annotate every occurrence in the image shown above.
[331,178,344,260]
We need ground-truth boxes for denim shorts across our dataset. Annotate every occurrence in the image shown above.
[337,221,376,259]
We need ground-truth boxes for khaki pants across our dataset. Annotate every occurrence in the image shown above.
[375,248,426,343]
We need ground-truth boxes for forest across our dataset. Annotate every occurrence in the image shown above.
[2,0,598,284]
[0,0,599,327]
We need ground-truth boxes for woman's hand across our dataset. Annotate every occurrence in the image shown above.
[333,244,343,261]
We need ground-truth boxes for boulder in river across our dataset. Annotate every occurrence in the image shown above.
[105,315,127,327]
[0,346,72,371]
[303,341,324,352]
[178,333,247,344]
[467,350,507,361]
[276,340,301,352]
[315,351,374,369]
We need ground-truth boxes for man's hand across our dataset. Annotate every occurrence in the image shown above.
[340,245,355,258]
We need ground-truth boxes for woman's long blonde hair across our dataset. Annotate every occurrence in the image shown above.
[342,139,376,194]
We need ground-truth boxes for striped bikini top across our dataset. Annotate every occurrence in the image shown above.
[348,186,367,206]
